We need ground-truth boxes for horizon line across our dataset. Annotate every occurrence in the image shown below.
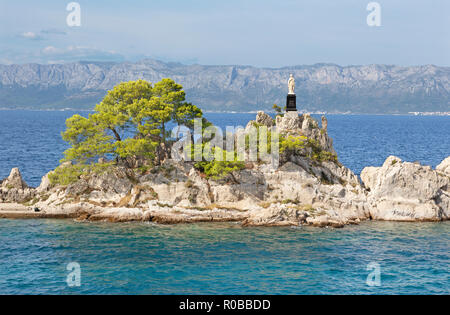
[0,59,448,69]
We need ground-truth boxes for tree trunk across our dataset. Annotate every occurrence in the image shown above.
[111,128,121,142]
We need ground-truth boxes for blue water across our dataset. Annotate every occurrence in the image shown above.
[0,111,449,186]
[0,220,448,295]
[0,110,449,295]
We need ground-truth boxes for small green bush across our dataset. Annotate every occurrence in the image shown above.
[272,104,285,117]
[49,162,115,186]
[48,164,84,186]
[311,150,338,163]
[279,135,307,153]
[188,144,245,180]
[306,139,338,163]
[195,160,245,180]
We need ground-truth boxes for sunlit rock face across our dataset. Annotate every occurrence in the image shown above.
[361,156,450,222]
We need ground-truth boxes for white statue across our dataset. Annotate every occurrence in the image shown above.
[288,74,295,94]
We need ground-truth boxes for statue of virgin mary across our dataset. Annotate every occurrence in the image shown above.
[288,74,295,94]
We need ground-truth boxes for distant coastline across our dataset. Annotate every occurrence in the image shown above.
[0,60,448,114]
[408,111,450,116]
[0,108,449,116]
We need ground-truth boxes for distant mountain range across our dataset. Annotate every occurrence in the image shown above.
[0,59,449,113]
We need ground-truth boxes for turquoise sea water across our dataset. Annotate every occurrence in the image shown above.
[0,111,449,294]
[0,220,448,295]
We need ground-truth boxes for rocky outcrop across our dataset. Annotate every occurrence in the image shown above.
[276,112,336,155]
[321,116,328,132]
[437,157,450,176]
[0,168,35,203]
[2,168,27,190]
[85,167,134,195]
[361,156,450,221]
[1,113,448,228]
[255,111,274,127]
[276,112,303,132]
[36,171,53,193]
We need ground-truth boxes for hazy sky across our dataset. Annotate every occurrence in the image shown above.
[0,0,448,67]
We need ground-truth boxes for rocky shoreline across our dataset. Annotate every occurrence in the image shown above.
[1,111,449,228]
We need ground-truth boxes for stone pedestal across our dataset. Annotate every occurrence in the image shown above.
[285,111,299,118]
[286,94,297,112]
[276,110,302,131]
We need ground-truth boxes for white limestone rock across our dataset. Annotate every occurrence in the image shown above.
[361,156,450,221]
[2,168,27,190]
[244,204,309,227]
[437,157,450,176]
[276,111,303,132]
[255,111,274,127]
[0,168,36,203]
[36,171,54,193]
[87,167,133,195]
[301,113,319,131]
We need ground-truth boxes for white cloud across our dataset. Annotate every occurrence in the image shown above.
[0,46,125,65]
[41,29,68,35]
[22,32,36,39]
[20,32,43,40]
[42,46,61,54]
[39,46,125,63]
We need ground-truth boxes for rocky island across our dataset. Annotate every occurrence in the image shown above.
[0,79,449,228]
[1,113,449,228]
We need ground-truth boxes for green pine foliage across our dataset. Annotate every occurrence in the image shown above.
[61,79,204,169]
[306,139,338,163]
[189,144,245,180]
[279,135,337,163]
[272,104,285,117]
[58,78,337,186]
[48,162,116,186]
[195,160,245,180]
[279,135,308,154]
[48,164,84,186]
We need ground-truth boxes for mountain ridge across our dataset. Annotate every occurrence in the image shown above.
[0,59,448,113]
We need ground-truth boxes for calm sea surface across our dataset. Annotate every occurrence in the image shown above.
[0,110,449,294]
[0,220,448,295]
